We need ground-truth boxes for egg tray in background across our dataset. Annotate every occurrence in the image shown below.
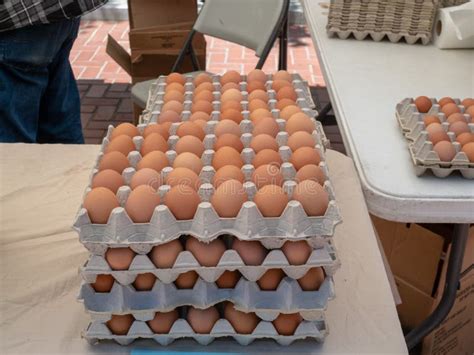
[396,98,474,178]
[80,241,339,284]
[83,313,327,346]
[74,121,342,248]
[78,275,334,321]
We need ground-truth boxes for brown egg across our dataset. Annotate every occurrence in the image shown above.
[221,82,240,92]
[449,121,470,136]
[194,73,213,86]
[426,122,444,134]
[165,82,185,94]
[456,132,474,147]
[286,113,314,135]
[291,147,321,170]
[232,239,267,265]
[177,121,205,141]
[143,123,171,140]
[438,97,455,107]
[295,164,326,185]
[298,267,325,291]
[250,134,279,153]
[158,110,180,124]
[461,98,474,108]
[247,81,266,93]
[175,271,198,289]
[272,79,292,92]
[164,90,184,103]
[441,103,460,117]
[167,72,186,85]
[106,134,135,156]
[141,133,168,156]
[105,248,135,271]
[215,119,241,137]
[280,105,302,120]
[212,147,244,170]
[193,119,208,132]
[133,273,156,291]
[277,86,297,101]
[276,98,296,111]
[91,274,115,293]
[248,99,268,112]
[254,184,288,217]
[190,111,211,122]
[433,141,456,162]
[173,152,203,175]
[147,310,179,334]
[91,169,124,193]
[248,89,269,102]
[257,269,285,290]
[461,142,474,162]
[214,133,244,152]
[447,113,465,124]
[467,106,474,118]
[293,180,329,216]
[221,88,243,104]
[211,179,247,217]
[195,81,214,95]
[273,313,303,335]
[165,185,201,220]
[253,117,280,137]
[282,240,312,265]
[252,164,283,188]
[221,100,242,112]
[212,165,245,188]
[423,115,441,127]
[185,237,226,266]
[150,239,183,268]
[166,167,201,190]
[187,307,220,334]
[414,96,432,113]
[193,90,214,103]
[247,69,267,83]
[221,70,241,85]
[253,149,283,168]
[162,100,183,114]
[249,108,272,122]
[287,131,316,152]
[106,314,134,335]
[428,130,450,146]
[137,151,169,172]
[83,187,120,224]
[221,108,243,124]
[125,185,160,223]
[110,123,139,140]
[99,151,129,173]
[216,270,241,288]
[224,303,259,334]
[192,100,214,115]
[273,70,293,82]
[175,135,205,158]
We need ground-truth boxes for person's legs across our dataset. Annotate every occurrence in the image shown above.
[38,18,83,144]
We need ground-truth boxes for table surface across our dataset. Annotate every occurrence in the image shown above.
[302,1,474,224]
[0,143,407,354]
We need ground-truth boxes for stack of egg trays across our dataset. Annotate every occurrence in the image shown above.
[441,0,468,7]
[327,0,440,45]
[396,97,474,178]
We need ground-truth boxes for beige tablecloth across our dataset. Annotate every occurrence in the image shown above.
[0,143,407,354]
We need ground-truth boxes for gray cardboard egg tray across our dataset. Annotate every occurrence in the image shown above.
[326,28,431,45]
[83,313,327,346]
[74,118,342,250]
[78,275,335,321]
[395,98,474,178]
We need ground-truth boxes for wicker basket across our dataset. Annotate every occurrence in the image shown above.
[327,0,441,45]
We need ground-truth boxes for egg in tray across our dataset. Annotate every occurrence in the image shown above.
[75,70,342,345]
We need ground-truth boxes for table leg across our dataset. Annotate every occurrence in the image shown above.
[405,223,469,350]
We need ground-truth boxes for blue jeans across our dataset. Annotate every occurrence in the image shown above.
[0,18,83,143]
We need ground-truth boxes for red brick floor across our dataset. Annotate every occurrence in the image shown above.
[72,20,326,144]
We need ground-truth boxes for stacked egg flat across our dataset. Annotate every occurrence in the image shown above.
[75,70,342,346]
[396,96,474,179]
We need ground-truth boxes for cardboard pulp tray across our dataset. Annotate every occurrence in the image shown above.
[80,241,340,283]
[83,315,327,346]
[327,28,432,44]
[74,122,342,248]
